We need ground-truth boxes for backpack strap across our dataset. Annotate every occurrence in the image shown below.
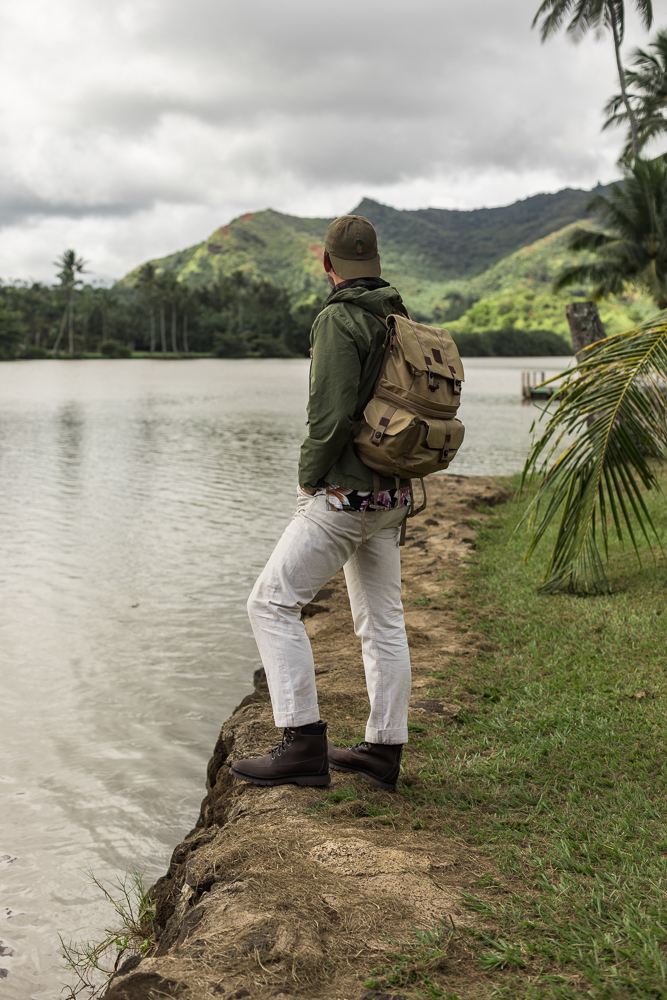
[433,329,462,397]
[370,405,397,447]
[405,318,440,392]
[407,477,427,518]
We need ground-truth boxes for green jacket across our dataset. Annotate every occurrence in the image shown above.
[298,278,407,492]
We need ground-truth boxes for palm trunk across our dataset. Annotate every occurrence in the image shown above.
[565,301,607,360]
[160,303,167,356]
[609,5,639,159]
[182,311,189,353]
[52,303,68,356]
[68,291,74,354]
[35,330,40,348]
[171,302,178,353]
[150,309,155,354]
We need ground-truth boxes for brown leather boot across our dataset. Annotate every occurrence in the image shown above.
[230,722,330,787]
[328,741,403,792]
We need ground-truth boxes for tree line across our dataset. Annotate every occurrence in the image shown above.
[0,251,321,361]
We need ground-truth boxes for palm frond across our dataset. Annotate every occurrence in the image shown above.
[532,0,573,40]
[602,27,665,161]
[553,261,628,296]
[566,226,617,251]
[519,314,667,594]
[635,0,654,30]
[602,91,629,123]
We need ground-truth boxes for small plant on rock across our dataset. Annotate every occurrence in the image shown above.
[60,870,155,998]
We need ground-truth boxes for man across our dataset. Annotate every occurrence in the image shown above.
[230,215,411,793]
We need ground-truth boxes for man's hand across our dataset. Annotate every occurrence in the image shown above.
[299,486,316,495]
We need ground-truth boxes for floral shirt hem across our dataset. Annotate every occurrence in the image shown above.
[321,484,412,512]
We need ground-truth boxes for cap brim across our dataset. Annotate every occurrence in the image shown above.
[328,251,381,279]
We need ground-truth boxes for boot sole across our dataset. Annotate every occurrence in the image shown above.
[329,761,396,792]
[229,766,331,787]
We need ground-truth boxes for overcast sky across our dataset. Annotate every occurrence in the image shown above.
[1,0,666,284]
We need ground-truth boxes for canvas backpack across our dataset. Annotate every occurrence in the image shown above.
[352,312,465,535]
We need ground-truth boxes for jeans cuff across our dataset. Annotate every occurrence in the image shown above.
[365,725,408,745]
[273,705,322,728]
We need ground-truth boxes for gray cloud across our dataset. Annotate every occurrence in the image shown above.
[0,0,665,280]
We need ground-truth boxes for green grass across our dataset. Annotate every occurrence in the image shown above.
[358,473,667,998]
[363,923,461,999]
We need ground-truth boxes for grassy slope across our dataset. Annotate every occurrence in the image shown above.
[445,225,657,339]
[353,473,667,999]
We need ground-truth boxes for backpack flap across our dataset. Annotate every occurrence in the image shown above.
[390,316,465,386]
[425,417,465,462]
[362,397,416,446]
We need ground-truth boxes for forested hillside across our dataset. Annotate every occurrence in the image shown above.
[117,185,612,321]
[2,185,657,360]
[445,224,655,339]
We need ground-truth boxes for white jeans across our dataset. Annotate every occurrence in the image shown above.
[247,489,411,744]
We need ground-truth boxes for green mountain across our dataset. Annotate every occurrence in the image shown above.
[118,186,606,311]
[117,184,658,338]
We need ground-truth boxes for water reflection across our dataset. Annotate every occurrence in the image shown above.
[0,356,570,997]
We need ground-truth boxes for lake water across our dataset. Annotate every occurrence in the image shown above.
[0,356,571,998]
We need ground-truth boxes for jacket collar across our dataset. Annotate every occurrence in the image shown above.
[325,277,390,305]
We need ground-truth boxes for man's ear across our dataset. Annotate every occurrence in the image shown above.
[323,250,333,273]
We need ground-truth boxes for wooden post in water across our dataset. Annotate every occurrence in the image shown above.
[565,302,607,362]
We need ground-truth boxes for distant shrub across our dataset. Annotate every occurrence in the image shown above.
[21,345,50,359]
[100,339,131,358]
[214,333,250,358]
[450,328,570,357]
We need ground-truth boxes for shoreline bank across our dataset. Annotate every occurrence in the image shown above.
[103,473,509,1000]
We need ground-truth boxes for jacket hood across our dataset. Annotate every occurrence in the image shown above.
[324,278,406,320]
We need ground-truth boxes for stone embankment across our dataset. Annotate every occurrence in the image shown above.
[105,473,509,1000]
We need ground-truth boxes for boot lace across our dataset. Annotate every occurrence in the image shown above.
[270,728,296,758]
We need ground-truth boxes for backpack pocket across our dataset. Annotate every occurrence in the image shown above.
[353,398,465,477]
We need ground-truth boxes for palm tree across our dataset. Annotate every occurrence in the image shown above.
[137,263,157,354]
[153,274,170,356]
[554,156,667,307]
[93,287,117,346]
[160,274,180,354]
[52,249,87,356]
[520,313,667,593]
[175,282,193,354]
[532,0,653,159]
[603,28,667,162]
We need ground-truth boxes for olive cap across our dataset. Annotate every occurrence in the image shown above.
[325,214,381,279]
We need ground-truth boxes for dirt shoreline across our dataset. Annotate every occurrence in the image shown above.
[105,473,510,1000]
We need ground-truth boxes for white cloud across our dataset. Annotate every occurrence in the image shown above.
[0,0,665,282]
